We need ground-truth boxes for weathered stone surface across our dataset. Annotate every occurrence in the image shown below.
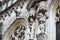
[0,0,60,40]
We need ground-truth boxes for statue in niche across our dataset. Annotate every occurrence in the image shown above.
[38,13,46,33]
[37,10,48,40]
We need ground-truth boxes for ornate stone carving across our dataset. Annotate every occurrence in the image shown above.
[56,6,60,22]
[8,25,26,40]
[0,0,51,40]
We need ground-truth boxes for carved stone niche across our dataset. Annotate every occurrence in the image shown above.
[3,18,27,40]
[38,9,47,15]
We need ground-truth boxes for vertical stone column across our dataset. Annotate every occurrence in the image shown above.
[34,18,38,40]
[47,6,56,40]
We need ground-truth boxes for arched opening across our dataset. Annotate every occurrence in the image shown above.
[3,18,27,40]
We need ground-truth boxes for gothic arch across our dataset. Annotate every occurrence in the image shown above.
[3,18,27,40]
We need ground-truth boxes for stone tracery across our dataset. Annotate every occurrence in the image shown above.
[9,25,26,40]
[0,0,59,40]
[2,0,48,40]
